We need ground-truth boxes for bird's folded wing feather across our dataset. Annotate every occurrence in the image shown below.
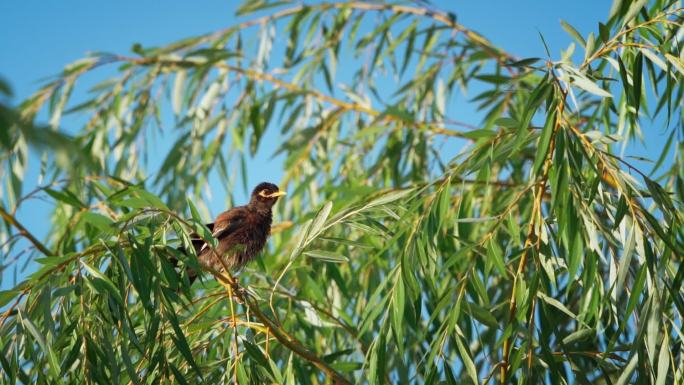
[197,209,247,253]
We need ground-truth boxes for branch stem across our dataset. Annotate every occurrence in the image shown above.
[0,205,52,257]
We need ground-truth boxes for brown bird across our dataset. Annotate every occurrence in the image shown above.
[184,182,286,283]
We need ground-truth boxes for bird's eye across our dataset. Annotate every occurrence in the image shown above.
[258,190,270,198]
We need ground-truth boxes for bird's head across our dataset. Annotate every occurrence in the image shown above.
[249,182,286,211]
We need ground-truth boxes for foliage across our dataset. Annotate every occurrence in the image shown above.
[1,1,683,384]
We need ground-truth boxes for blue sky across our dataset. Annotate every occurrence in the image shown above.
[5,0,671,289]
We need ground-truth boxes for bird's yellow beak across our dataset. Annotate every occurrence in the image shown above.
[259,190,287,198]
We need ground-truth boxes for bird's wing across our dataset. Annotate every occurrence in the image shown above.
[212,209,247,239]
[188,223,214,254]
[198,208,247,253]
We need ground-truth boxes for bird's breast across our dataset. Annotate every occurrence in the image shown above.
[214,211,272,270]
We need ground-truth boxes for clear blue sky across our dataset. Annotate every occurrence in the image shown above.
[5,1,671,289]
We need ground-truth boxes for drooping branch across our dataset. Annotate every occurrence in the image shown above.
[111,55,470,140]
[500,85,564,383]
[0,205,52,257]
[198,1,513,65]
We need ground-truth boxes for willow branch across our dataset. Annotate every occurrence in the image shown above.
[580,10,683,70]
[116,54,469,140]
[500,87,564,384]
[207,257,352,385]
[199,1,512,64]
[0,205,52,256]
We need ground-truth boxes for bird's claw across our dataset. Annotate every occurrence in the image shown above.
[231,286,247,304]
[218,280,248,304]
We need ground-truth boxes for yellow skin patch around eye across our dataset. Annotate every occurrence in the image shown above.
[258,190,287,198]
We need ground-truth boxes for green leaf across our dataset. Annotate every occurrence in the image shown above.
[186,197,208,231]
[169,365,191,385]
[632,51,643,113]
[565,70,612,98]
[243,340,270,368]
[609,0,624,20]
[621,0,647,27]
[562,328,595,345]
[115,198,150,209]
[616,353,639,385]
[508,58,541,68]
[494,117,519,128]
[172,70,186,115]
[538,292,581,322]
[560,20,586,47]
[368,325,387,385]
[391,274,406,356]
[626,264,648,316]
[486,239,507,276]
[0,289,20,307]
[364,188,414,209]
[532,108,556,177]
[475,74,512,84]
[45,188,85,208]
[303,249,348,263]
[464,302,499,329]
[308,201,333,241]
[135,189,168,209]
[20,314,62,381]
[80,261,124,306]
[81,212,113,232]
[462,129,498,140]
[538,31,552,57]
[454,326,478,385]
[598,22,610,43]
[585,32,596,58]
[655,331,671,385]
[617,55,632,105]
[164,307,204,381]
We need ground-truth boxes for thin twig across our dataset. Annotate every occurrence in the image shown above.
[0,205,52,257]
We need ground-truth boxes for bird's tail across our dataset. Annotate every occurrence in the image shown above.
[169,253,199,285]
[173,237,207,285]
[172,224,214,286]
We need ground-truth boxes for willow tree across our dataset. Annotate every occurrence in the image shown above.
[1,1,683,384]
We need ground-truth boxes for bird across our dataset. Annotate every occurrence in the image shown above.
[182,182,286,284]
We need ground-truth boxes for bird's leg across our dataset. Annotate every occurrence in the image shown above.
[218,278,245,305]
[233,286,250,304]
